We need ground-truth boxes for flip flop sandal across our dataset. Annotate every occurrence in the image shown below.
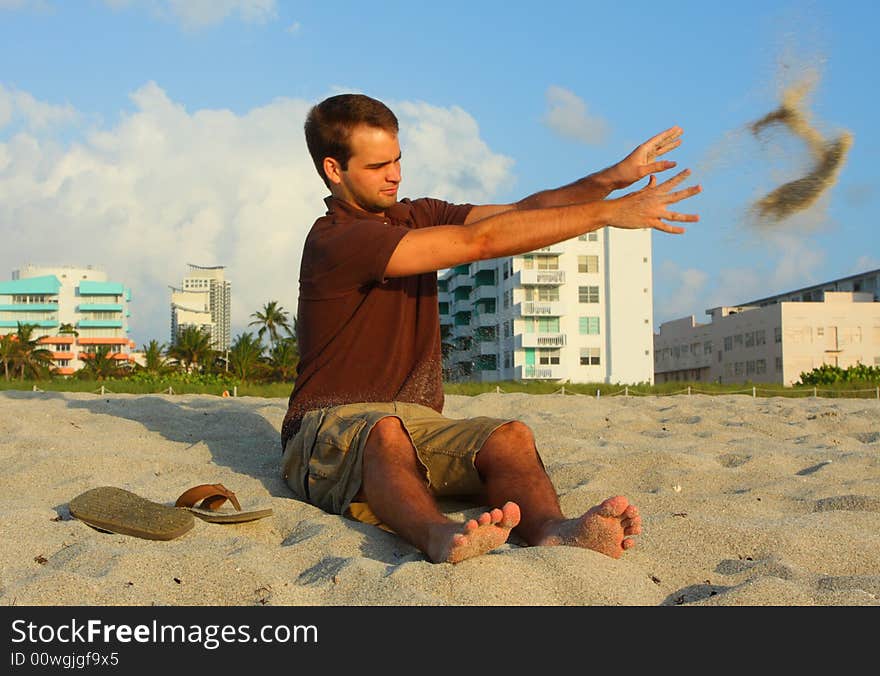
[174,484,273,524]
[69,486,195,541]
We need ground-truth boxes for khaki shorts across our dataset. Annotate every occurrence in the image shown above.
[281,401,514,526]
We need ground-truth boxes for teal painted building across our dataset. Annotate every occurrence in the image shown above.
[1,265,135,374]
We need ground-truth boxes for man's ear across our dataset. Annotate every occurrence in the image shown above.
[323,157,343,185]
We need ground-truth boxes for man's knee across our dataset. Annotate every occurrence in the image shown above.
[363,416,411,455]
[488,420,536,450]
[478,420,540,470]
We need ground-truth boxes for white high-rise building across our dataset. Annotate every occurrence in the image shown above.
[170,264,231,351]
[0,264,135,375]
[440,229,654,384]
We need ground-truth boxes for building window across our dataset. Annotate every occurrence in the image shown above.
[578,255,599,273]
[745,332,755,347]
[577,232,599,242]
[704,340,712,355]
[578,286,599,303]
[539,349,560,365]
[776,357,783,372]
[724,336,733,351]
[733,334,743,348]
[536,256,559,271]
[755,329,766,345]
[774,327,782,343]
[524,286,559,302]
[579,316,600,335]
[580,347,600,365]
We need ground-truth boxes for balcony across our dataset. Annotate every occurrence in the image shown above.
[516,301,566,317]
[519,270,566,286]
[517,333,567,348]
[470,311,497,327]
[518,364,566,380]
[470,284,497,302]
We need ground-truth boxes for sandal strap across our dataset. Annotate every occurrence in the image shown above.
[175,484,242,512]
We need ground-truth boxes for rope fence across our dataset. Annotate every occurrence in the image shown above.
[22,383,879,400]
[28,384,240,397]
[492,384,880,400]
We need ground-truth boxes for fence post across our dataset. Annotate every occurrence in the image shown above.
[233,385,238,397]
[596,389,600,399]
[496,386,500,394]
[100,385,105,396]
[877,386,879,400]
[752,386,756,398]
[560,385,565,395]
[625,386,628,397]
[167,386,173,395]
[687,386,691,396]
[32,384,37,392]
[813,386,817,398]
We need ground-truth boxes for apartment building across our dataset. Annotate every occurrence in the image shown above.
[439,228,654,384]
[0,264,135,375]
[654,269,880,385]
[170,263,231,351]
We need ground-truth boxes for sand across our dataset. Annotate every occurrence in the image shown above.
[1,389,878,607]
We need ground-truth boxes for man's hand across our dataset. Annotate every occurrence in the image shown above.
[602,126,684,191]
[606,168,701,234]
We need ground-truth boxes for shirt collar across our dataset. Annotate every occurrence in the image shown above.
[324,195,410,222]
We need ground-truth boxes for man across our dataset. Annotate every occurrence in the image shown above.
[281,93,700,564]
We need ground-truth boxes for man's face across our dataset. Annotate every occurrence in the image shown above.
[326,124,401,214]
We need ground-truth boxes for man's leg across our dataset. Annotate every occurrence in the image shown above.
[360,416,520,564]
[474,421,642,559]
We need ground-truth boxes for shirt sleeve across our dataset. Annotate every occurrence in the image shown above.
[301,219,410,297]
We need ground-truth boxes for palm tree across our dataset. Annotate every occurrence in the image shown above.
[11,323,54,380]
[0,333,15,381]
[77,345,128,381]
[248,301,293,351]
[228,332,264,383]
[266,336,299,382]
[140,339,171,375]
[58,322,79,338]
[167,325,214,374]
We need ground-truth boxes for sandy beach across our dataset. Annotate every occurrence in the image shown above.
[1,389,878,606]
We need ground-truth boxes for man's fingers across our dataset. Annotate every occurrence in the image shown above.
[653,220,686,235]
[639,160,676,178]
[664,184,703,203]
[652,138,682,157]
[662,210,700,223]
[656,168,691,188]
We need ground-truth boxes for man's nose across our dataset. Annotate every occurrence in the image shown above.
[386,162,401,183]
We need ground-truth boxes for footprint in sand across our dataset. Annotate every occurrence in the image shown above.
[813,495,880,513]
[851,432,880,445]
[717,453,752,468]
[795,460,832,476]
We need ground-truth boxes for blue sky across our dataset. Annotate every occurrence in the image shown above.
[1,0,877,348]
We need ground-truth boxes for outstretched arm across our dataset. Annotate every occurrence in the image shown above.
[464,126,685,224]
[384,169,701,278]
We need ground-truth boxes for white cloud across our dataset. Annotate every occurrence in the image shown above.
[0,84,79,132]
[542,85,609,145]
[654,261,710,326]
[102,0,277,28]
[0,85,515,346]
[286,21,301,34]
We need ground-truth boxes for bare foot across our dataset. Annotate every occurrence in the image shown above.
[427,502,521,564]
[537,496,641,559]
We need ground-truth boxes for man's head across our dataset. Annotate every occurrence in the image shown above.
[305,94,402,212]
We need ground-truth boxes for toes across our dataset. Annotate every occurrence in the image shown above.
[597,495,630,518]
[477,512,492,526]
[500,502,521,528]
[622,538,637,550]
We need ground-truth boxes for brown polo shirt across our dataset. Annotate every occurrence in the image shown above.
[281,195,473,449]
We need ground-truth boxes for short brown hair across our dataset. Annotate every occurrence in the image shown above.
[304,94,399,188]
